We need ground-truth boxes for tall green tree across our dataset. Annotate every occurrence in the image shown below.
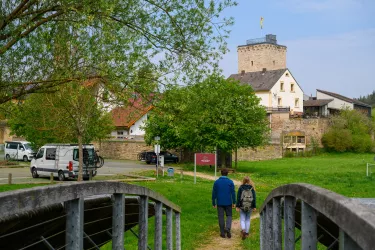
[144,75,270,166]
[1,0,236,104]
[322,109,375,153]
[8,81,114,181]
[358,90,375,107]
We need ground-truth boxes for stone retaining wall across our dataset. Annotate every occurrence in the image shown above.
[236,144,282,161]
[93,117,329,162]
[93,141,152,161]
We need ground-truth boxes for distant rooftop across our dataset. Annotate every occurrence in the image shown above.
[244,34,285,46]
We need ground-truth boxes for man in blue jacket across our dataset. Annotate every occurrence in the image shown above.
[212,168,236,238]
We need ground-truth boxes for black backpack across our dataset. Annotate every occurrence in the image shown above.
[240,187,253,212]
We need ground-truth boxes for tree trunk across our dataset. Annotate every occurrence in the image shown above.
[235,147,238,169]
[220,151,226,168]
[78,134,83,181]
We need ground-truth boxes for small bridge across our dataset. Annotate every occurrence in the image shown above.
[0,181,181,250]
[259,183,375,250]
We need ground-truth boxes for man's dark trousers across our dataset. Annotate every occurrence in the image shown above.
[217,205,232,234]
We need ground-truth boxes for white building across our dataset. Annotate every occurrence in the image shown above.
[110,100,153,140]
[229,68,304,115]
[316,89,372,117]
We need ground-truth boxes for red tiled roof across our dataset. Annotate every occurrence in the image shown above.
[111,98,153,128]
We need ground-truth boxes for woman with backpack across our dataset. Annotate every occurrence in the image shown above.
[236,176,256,240]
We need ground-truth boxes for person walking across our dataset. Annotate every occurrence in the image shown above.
[212,168,236,238]
[236,176,256,240]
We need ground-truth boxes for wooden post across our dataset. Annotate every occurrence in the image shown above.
[302,201,317,250]
[265,202,273,250]
[112,194,125,250]
[260,211,266,250]
[65,198,84,250]
[8,173,12,184]
[50,173,54,183]
[154,201,163,250]
[166,207,173,250]
[273,198,282,250]
[284,196,296,250]
[89,170,93,181]
[339,228,361,249]
[175,212,181,250]
[180,170,183,180]
[138,196,148,250]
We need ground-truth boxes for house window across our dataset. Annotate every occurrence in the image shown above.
[295,98,299,107]
[297,136,305,143]
[117,131,124,135]
[291,83,294,92]
[251,61,253,66]
[285,73,289,77]
[278,97,282,106]
[283,136,291,143]
[280,82,284,91]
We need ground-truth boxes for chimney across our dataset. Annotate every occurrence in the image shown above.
[241,70,245,76]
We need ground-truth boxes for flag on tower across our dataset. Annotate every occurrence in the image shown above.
[260,17,264,29]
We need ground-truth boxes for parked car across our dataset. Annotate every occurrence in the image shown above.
[4,141,35,162]
[138,151,179,164]
[30,144,98,181]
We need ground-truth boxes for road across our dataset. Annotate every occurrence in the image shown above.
[0,151,164,183]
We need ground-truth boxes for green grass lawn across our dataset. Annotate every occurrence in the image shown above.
[2,153,375,249]
[132,153,375,249]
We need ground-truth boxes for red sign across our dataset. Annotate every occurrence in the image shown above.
[195,153,216,166]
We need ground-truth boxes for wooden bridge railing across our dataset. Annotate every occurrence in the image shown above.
[0,181,181,250]
[259,183,375,250]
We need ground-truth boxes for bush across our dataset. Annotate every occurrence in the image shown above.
[351,134,374,153]
[321,109,375,153]
[322,129,352,152]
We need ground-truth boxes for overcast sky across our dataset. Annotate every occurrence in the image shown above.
[219,0,375,98]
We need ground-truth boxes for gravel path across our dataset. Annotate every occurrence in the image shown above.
[183,171,259,250]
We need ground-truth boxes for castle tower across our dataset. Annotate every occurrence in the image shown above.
[237,34,287,73]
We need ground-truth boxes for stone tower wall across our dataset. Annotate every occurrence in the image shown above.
[238,44,287,73]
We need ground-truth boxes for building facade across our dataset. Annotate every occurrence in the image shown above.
[229,68,304,115]
[237,34,287,73]
[316,89,372,117]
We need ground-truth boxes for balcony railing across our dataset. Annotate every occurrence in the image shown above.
[266,106,290,113]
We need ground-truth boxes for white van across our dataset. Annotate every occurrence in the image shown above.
[30,144,98,181]
[4,141,35,161]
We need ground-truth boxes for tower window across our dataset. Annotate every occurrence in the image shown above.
[251,61,253,66]
[273,60,275,66]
